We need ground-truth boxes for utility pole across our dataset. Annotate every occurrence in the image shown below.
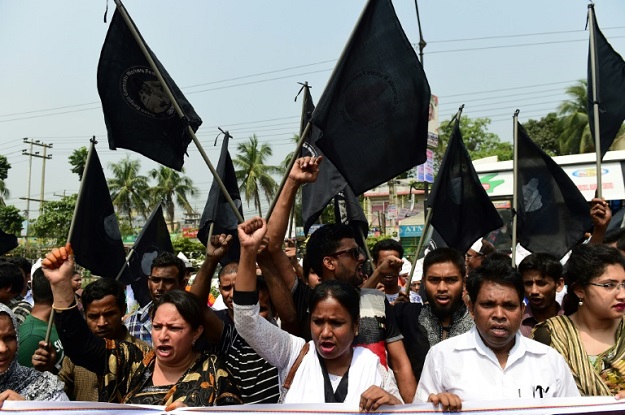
[22,138,53,235]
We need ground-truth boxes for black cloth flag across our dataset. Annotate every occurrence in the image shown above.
[97,8,202,171]
[0,228,17,256]
[516,122,592,258]
[427,119,503,253]
[310,0,430,195]
[333,185,369,247]
[69,145,130,280]
[300,88,351,235]
[588,6,625,159]
[127,204,173,307]
[197,134,243,265]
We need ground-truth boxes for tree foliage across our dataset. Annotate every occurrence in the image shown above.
[0,155,11,181]
[558,80,592,155]
[69,147,88,181]
[523,113,563,157]
[557,79,625,155]
[435,116,511,168]
[0,155,11,204]
[148,166,197,230]
[233,135,280,216]
[108,156,149,224]
[0,205,24,235]
[29,194,77,243]
[171,237,206,261]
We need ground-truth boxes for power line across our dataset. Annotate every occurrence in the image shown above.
[427,26,625,44]
[428,36,625,54]
[438,80,578,99]
[4,23,619,122]
[182,59,336,89]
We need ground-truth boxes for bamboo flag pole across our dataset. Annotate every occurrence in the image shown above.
[45,137,98,344]
[511,110,520,267]
[358,226,374,270]
[588,4,603,199]
[286,82,311,238]
[265,122,312,222]
[113,0,243,224]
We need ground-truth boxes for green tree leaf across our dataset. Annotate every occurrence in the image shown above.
[29,194,77,244]
[233,135,280,216]
[0,205,24,235]
[148,167,197,230]
[69,147,88,181]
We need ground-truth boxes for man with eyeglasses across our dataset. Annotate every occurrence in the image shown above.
[124,252,186,344]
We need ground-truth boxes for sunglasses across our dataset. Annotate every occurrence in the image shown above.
[147,276,179,285]
[328,247,362,260]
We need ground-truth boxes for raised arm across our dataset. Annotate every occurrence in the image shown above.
[266,156,322,290]
[361,254,403,289]
[234,218,306,371]
[190,234,232,344]
[256,248,300,336]
[588,197,611,244]
[42,244,107,374]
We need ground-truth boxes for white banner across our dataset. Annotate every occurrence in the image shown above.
[3,397,625,414]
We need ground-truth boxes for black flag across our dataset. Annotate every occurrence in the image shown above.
[97,7,202,171]
[197,134,243,265]
[0,228,17,256]
[69,145,130,280]
[588,6,625,159]
[127,204,173,307]
[301,89,351,235]
[428,119,503,253]
[311,0,430,195]
[334,185,369,247]
[516,122,592,258]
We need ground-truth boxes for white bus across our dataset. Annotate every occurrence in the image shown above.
[473,149,625,251]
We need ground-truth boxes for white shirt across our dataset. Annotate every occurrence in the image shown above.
[416,327,580,402]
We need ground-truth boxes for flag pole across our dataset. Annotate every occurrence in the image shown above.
[511,110,520,267]
[207,222,215,244]
[588,4,603,199]
[404,104,465,295]
[45,137,98,345]
[115,249,135,281]
[404,207,432,295]
[358,226,374,269]
[265,122,312,222]
[112,0,243,224]
[287,81,310,239]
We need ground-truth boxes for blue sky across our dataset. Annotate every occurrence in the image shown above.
[1,0,624,221]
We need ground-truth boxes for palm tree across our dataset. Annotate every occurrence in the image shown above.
[0,155,11,206]
[69,147,88,181]
[558,80,593,155]
[233,135,280,216]
[108,156,149,224]
[148,166,197,229]
[281,134,300,173]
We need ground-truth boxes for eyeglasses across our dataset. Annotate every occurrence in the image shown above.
[465,253,484,259]
[588,281,625,292]
[148,276,179,285]
[328,247,362,260]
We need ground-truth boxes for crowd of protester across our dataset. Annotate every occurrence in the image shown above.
[0,156,624,411]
